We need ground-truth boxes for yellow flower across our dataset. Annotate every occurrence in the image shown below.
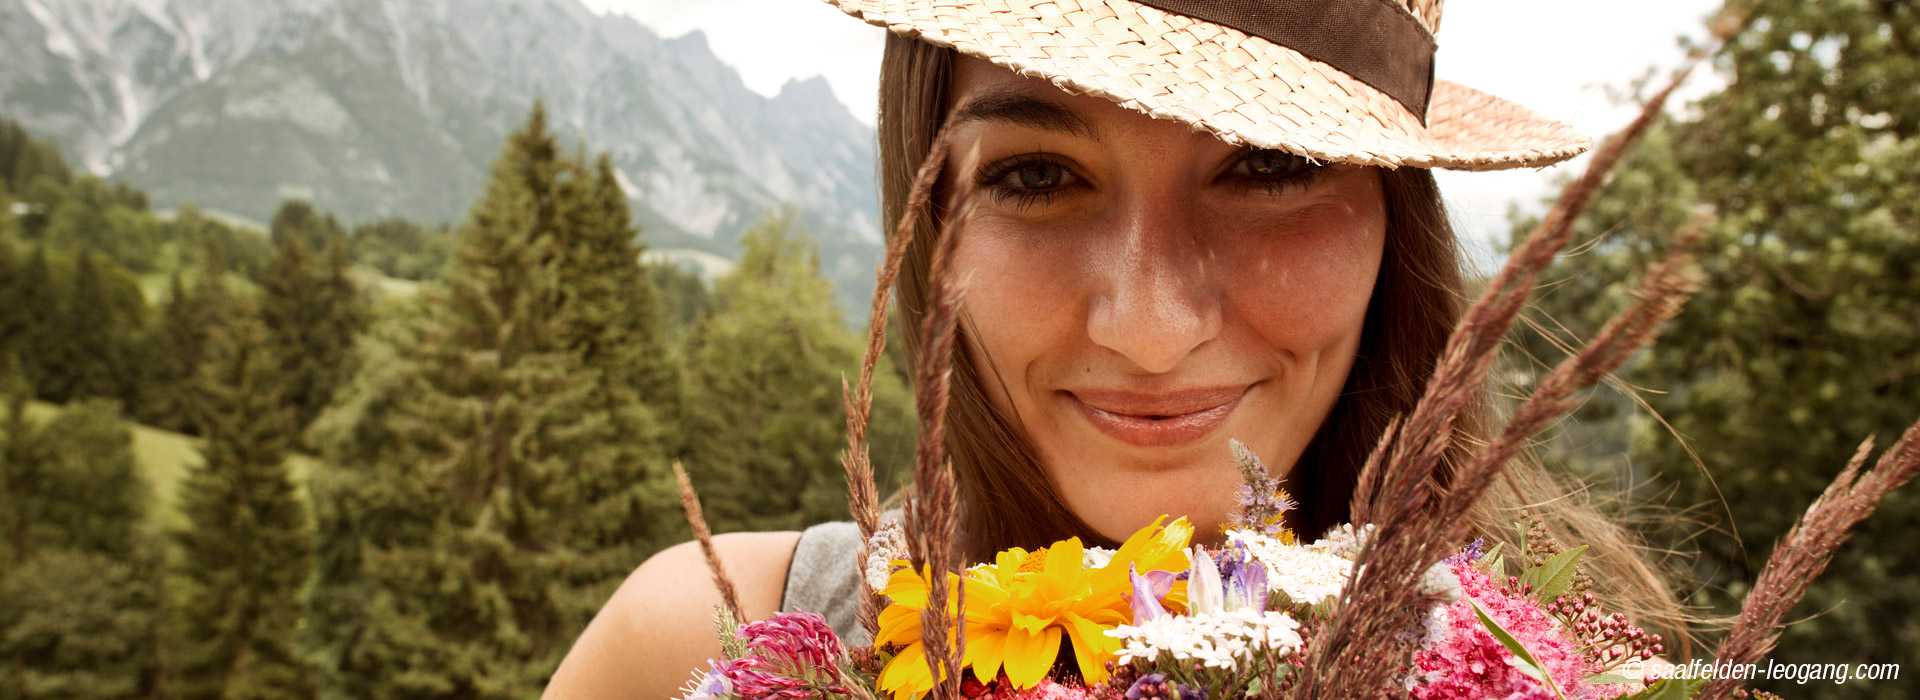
[875,516,1193,699]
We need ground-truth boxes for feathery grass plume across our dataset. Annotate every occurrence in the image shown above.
[1696,420,1920,700]
[1299,38,1720,698]
[1436,213,1708,540]
[675,461,744,623]
[844,126,956,636]
[905,144,982,700]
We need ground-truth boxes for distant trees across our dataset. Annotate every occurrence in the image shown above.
[142,263,238,434]
[0,245,150,409]
[308,105,677,698]
[0,370,164,698]
[0,104,926,696]
[677,214,917,532]
[351,218,454,281]
[260,203,367,440]
[0,117,72,195]
[168,317,314,699]
[1517,1,1920,696]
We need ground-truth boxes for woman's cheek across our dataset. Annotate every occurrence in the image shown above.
[953,223,1075,402]
[1225,199,1385,351]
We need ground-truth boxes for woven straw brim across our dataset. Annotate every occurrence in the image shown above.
[826,0,1591,171]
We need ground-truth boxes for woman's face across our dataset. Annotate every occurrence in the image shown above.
[941,56,1388,543]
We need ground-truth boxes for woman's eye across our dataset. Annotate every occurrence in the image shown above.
[1012,161,1067,189]
[1231,149,1321,192]
[977,155,1081,210]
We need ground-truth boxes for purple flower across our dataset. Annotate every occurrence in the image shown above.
[1217,542,1268,612]
[1228,439,1294,536]
[1446,538,1487,566]
[1129,564,1175,623]
[683,661,733,700]
[1126,673,1205,700]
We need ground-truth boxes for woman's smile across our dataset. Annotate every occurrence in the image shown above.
[1061,383,1255,448]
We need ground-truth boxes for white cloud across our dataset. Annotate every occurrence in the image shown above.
[585,0,1726,264]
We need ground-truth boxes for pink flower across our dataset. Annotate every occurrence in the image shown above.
[1411,561,1595,700]
[739,611,847,676]
[719,612,852,698]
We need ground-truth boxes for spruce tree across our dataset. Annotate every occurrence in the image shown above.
[678,215,917,532]
[14,246,61,402]
[56,251,120,403]
[0,239,23,363]
[142,260,236,434]
[169,316,314,699]
[259,227,366,440]
[268,200,347,254]
[557,155,677,408]
[315,104,672,698]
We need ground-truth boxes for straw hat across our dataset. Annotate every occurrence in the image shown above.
[821,0,1590,171]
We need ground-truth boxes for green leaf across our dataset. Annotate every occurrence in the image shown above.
[1520,545,1588,601]
[1481,542,1506,577]
[1470,599,1568,700]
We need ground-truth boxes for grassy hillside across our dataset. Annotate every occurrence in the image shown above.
[22,400,318,534]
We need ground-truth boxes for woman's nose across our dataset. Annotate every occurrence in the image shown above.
[1085,200,1223,375]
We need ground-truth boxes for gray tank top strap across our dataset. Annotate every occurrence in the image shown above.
[779,520,870,647]
[779,510,904,648]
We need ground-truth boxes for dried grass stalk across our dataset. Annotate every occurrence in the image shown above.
[905,151,980,700]
[674,461,743,623]
[1697,420,1920,700]
[1436,214,1708,540]
[1300,51,1712,698]
[843,127,956,636]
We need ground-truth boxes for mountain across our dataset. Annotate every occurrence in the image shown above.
[0,0,884,316]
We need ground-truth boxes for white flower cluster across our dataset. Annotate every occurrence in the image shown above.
[1107,609,1304,670]
[863,522,908,592]
[1224,530,1354,606]
[1420,561,1463,602]
[1305,522,1374,558]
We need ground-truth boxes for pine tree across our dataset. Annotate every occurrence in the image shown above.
[169,316,314,699]
[558,155,678,407]
[259,227,366,440]
[678,214,917,532]
[142,259,237,434]
[14,246,61,402]
[313,104,673,698]
[0,239,24,363]
[268,200,347,254]
[56,251,120,403]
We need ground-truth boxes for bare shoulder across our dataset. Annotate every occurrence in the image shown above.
[543,531,802,699]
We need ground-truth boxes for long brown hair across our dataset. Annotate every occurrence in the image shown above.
[874,35,1689,646]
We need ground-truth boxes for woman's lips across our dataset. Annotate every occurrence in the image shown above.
[1065,385,1250,448]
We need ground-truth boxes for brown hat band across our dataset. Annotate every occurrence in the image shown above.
[1133,0,1437,122]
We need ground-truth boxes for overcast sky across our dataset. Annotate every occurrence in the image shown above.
[580,0,1725,265]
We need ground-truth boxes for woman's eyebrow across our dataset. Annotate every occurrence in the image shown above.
[948,88,1100,142]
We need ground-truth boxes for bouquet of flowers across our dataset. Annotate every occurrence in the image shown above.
[681,441,1694,700]
[670,18,1920,700]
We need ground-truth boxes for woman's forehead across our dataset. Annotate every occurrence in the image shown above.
[947,55,1223,148]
